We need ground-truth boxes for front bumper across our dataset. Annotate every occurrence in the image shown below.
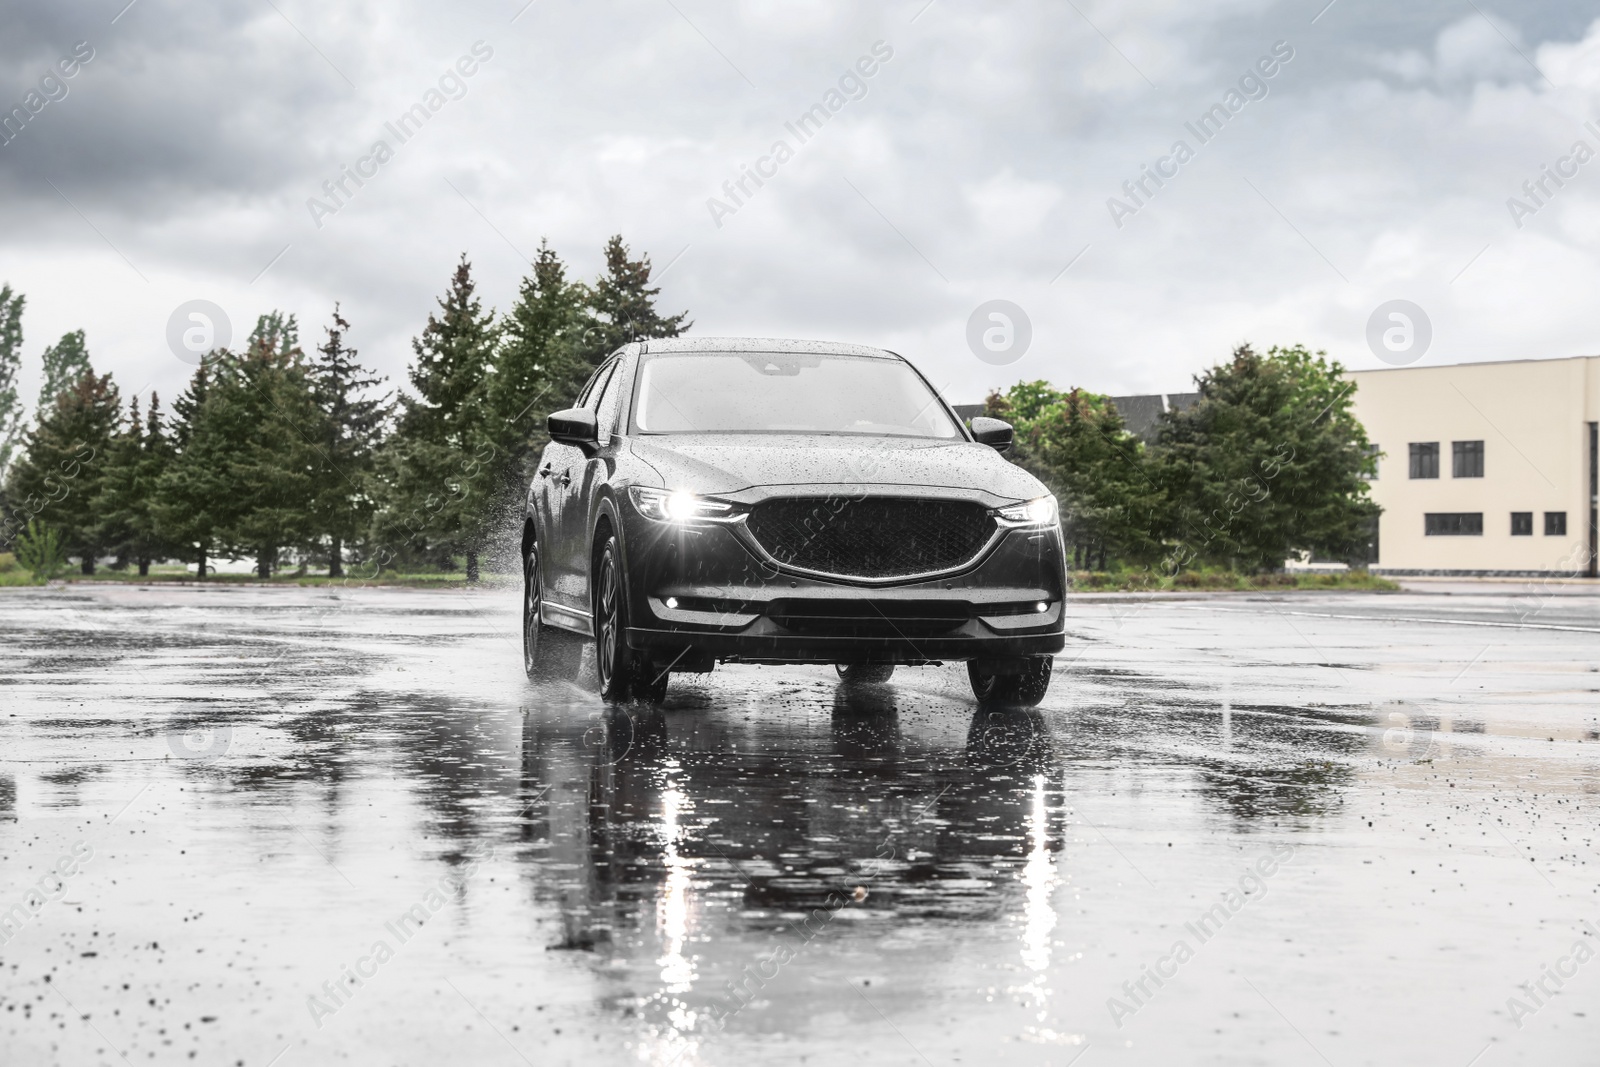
[619,507,1066,666]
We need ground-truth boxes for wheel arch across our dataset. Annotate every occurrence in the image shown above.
[588,494,623,603]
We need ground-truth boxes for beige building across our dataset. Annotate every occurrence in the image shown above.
[1348,356,1599,576]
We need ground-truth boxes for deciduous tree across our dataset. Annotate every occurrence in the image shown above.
[1152,344,1378,572]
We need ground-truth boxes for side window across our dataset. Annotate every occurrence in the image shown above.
[595,361,628,439]
[575,362,612,410]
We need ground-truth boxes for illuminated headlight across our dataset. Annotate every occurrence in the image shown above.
[629,486,735,524]
[995,495,1058,528]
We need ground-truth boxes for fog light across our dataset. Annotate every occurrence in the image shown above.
[666,597,679,609]
[1035,601,1049,613]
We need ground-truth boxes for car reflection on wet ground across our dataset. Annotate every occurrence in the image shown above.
[1,581,1597,1066]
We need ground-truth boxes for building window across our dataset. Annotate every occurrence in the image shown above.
[1545,511,1567,536]
[1409,442,1439,479]
[1425,512,1483,536]
[1362,443,1379,480]
[1511,512,1533,536]
[1452,440,1484,478]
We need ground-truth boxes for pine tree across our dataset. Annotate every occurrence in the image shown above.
[309,304,389,577]
[0,285,23,481]
[156,314,320,580]
[576,235,690,365]
[95,394,144,569]
[217,315,321,578]
[96,394,174,575]
[157,362,226,577]
[4,370,120,572]
[38,330,93,412]
[374,256,499,580]
[478,241,591,547]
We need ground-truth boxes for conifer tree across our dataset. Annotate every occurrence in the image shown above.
[309,304,389,577]
[374,256,499,580]
[218,314,320,578]
[0,285,23,480]
[157,361,225,577]
[4,369,120,572]
[157,314,320,579]
[96,394,174,575]
[479,241,590,543]
[576,235,690,365]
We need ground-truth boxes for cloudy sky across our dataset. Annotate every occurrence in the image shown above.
[2,0,1598,419]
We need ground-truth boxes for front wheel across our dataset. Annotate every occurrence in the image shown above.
[593,534,669,704]
[967,656,1053,707]
[835,663,894,685]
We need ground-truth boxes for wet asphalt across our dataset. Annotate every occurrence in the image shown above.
[2,580,1598,1066]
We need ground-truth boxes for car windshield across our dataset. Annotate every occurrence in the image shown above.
[631,352,962,438]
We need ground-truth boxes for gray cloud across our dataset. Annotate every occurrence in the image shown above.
[0,0,1597,419]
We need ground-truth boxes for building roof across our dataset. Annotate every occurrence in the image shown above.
[1109,392,1199,442]
[1348,354,1600,374]
[950,392,1199,440]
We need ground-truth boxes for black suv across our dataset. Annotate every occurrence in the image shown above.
[521,338,1066,706]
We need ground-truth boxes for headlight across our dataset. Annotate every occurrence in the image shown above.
[995,495,1057,528]
[629,486,735,524]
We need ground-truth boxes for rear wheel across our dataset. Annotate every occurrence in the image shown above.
[524,543,581,681]
[835,663,895,685]
[967,656,1052,707]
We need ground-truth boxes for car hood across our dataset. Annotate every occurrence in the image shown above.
[627,433,1047,503]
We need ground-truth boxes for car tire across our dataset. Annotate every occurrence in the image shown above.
[524,543,581,682]
[631,661,670,705]
[835,663,895,685]
[593,533,663,703]
[967,656,1052,707]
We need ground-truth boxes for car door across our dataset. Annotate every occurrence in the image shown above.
[546,360,618,612]
[538,362,612,617]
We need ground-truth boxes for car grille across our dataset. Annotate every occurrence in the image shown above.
[767,598,971,637]
[746,496,994,579]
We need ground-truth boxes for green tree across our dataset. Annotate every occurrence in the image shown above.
[1152,343,1379,572]
[986,382,1163,570]
[575,235,690,365]
[96,393,174,575]
[157,314,320,579]
[156,361,225,577]
[14,519,66,581]
[4,369,120,572]
[309,304,389,577]
[373,256,499,580]
[216,315,320,577]
[476,241,591,555]
[38,330,92,412]
[0,285,23,480]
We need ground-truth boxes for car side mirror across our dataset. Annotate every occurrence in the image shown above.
[548,407,598,446]
[969,416,1013,453]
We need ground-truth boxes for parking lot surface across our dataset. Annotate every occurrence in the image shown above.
[2,581,1597,1066]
